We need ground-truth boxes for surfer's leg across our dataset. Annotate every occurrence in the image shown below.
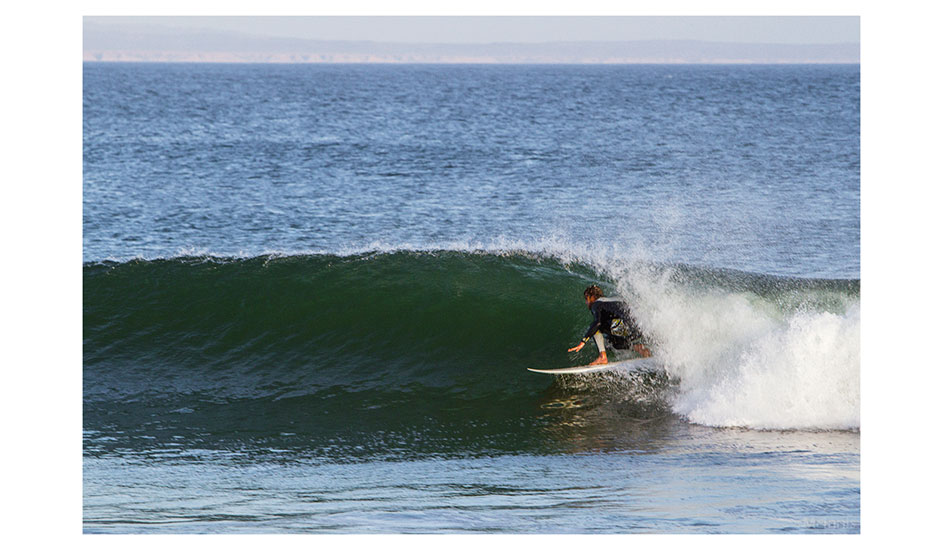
[593,331,606,352]
[607,334,630,349]
[590,332,608,365]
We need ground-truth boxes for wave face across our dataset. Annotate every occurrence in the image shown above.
[84,250,859,445]
[84,251,595,400]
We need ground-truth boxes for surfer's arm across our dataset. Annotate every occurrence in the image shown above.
[581,303,603,341]
[568,325,599,352]
[569,304,602,352]
[568,328,596,352]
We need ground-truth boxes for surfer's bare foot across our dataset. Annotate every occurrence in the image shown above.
[588,353,608,366]
[633,344,652,358]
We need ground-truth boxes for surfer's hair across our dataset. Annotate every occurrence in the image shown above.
[584,284,604,300]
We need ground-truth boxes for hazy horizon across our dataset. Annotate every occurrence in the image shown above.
[86,16,860,45]
[84,16,859,64]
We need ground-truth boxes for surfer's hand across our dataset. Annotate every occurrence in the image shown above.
[568,342,585,353]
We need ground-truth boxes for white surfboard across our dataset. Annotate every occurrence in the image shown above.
[527,357,660,375]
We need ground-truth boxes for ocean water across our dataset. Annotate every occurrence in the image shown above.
[83,63,860,533]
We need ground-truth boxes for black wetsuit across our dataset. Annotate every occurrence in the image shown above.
[582,297,645,349]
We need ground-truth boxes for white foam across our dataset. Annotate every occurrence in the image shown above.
[615,265,860,430]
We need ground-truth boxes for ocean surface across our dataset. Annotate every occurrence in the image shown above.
[83,63,860,533]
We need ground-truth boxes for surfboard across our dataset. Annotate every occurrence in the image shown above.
[527,357,659,375]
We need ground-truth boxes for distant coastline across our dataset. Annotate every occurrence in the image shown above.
[83,24,859,64]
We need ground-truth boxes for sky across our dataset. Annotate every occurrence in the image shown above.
[86,16,859,45]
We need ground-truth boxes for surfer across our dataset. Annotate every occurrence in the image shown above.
[568,284,651,365]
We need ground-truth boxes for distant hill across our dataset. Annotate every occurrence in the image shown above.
[83,22,859,64]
